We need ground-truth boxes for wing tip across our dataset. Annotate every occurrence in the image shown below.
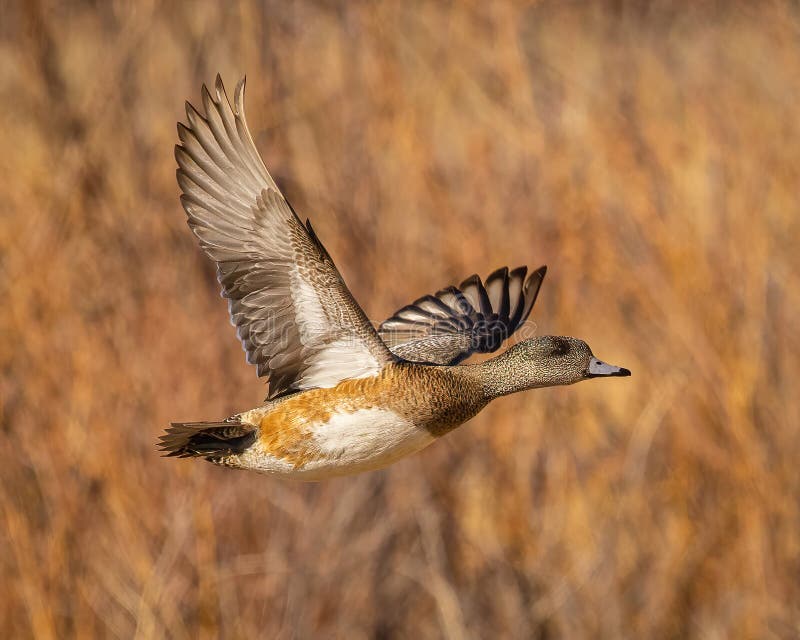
[184,98,210,128]
[200,81,215,107]
[234,76,247,115]
[459,273,480,289]
[486,265,510,282]
[525,265,547,291]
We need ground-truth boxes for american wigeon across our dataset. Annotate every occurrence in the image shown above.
[160,77,630,480]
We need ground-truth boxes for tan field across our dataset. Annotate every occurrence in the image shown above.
[1,1,799,638]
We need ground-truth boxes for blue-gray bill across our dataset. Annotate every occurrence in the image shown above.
[586,356,631,378]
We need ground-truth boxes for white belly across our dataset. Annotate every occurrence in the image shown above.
[238,408,436,480]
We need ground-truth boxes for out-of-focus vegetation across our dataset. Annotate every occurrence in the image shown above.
[1,1,799,637]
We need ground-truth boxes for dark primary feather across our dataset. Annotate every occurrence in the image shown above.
[379,265,547,365]
[175,76,394,399]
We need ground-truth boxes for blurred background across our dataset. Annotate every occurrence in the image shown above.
[2,1,799,638]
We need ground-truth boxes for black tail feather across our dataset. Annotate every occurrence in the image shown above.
[158,421,257,459]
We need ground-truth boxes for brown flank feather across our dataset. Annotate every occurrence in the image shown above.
[254,363,489,468]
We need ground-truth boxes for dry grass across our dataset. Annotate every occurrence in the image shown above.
[1,1,799,638]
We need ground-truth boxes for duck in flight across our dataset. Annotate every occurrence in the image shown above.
[160,76,631,480]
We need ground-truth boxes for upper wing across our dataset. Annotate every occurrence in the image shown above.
[176,75,394,399]
[379,266,547,365]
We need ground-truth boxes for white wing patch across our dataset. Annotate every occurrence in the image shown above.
[293,338,383,391]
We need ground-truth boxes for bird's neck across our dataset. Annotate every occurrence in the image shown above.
[460,349,544,400]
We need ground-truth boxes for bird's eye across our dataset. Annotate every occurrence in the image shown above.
[550,339,570,356]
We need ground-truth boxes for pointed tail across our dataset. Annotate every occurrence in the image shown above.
[158,421,257,459]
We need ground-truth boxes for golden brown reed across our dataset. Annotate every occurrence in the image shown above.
[1,1,799,638]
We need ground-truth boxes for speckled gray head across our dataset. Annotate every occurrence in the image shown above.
[476,335,631,398]
[534,335,631,381]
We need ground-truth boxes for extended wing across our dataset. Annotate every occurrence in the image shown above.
[176,76,394,399]
[379,266,546,365]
